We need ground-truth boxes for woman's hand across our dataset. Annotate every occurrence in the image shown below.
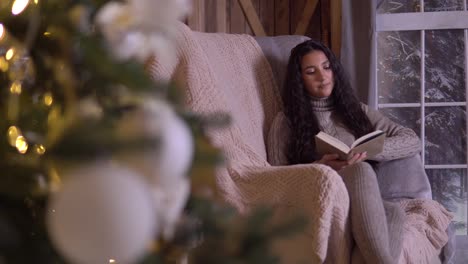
[315,152,367,171]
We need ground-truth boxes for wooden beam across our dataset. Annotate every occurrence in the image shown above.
[231,0,246,34]
[274,0,290,35]
[294,0,319,35]
[187,0,205,31]
[205,0,217,32]
[330,0,342,57]
[321,0,330,47]
[245,0,259,35]
[259,0,275,36]
[290,0,306,35]
[216,0,227,32]
[238,0,266,36]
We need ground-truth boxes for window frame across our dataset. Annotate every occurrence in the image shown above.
[374,1,468,236]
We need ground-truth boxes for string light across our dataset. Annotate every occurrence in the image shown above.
[43,92,53,106]
[34,144,46,155]
[0,58,8,72]
[5,48,15,60]
[109,260,116,263]
[10,81,22,94]
[34,0,39,4]
[15,135,28,154]
[0,24,4,40]
[12,0,30,15]
[7,126,21,146]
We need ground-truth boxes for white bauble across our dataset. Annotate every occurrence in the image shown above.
[116,100,193,240]
[117,99,194,188]
[47,164,157,264]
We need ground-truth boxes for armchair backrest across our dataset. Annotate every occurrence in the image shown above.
[253,35,310,96]
[187,31,279,165]
[149,23,308,166]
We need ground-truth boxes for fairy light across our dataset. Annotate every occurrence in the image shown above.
[0,24,4,40]
[43,31,51,36]
[35,144,46,155]
[43,92,53,106]
[109,260,116,263]
[34,0,39,4]
[0,58,8,72]
[12,0,30,15]
[7,126,21,146]
[10,81,22,94]
[15,135,28,154]
[5,48,15,60]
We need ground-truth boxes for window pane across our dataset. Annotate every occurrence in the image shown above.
[424,0,464,11]
[427,169,467,235]
[425,30,465,102]
[378,0,420,13]
[378,31,421,104]
[380,107,421,137]
[425,106,466,164]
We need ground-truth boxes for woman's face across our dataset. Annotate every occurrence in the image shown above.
[300,50,334,98]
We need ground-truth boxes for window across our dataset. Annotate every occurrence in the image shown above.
[376,0,468,236]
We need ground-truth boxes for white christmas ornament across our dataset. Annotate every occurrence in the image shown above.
[117,99,194,188]
[47,164,157,264]
[116,99,193,239]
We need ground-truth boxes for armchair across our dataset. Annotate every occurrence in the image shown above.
[148,22,452,263]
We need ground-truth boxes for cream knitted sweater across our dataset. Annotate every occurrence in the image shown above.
[268,97,422,166]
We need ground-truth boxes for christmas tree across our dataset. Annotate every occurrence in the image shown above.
[0,0,304,263]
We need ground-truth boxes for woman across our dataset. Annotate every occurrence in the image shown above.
[268,39,421,263]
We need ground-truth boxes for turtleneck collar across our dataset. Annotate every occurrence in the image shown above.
[310,96,335,112]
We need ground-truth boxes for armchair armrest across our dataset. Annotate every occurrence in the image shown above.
[218,163,351,263]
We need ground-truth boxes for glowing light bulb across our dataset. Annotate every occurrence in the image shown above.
[7,126,21,146]
[5,48,15,60]
[35,144,46,155]
[43,92,53,106]
[15,136,28,154]
[0,24,4,40]
[109,260,116,263]
[12,0,30,15]
[0,58,8,72]
[10,81,22,94]
[34,0,39,4]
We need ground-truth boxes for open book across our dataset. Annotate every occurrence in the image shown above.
[315,130,386,161]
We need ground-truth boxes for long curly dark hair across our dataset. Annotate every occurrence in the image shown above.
[283,39,374,164]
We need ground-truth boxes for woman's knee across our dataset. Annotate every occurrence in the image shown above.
[338,162,379,189]
[340,162,374,177]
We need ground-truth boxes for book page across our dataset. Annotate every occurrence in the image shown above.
[350,132,385,159]
[351,130,385,149]
[315,132,350,160]
[315,131,385,161]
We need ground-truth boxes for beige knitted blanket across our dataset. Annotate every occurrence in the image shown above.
[147,22,452,264]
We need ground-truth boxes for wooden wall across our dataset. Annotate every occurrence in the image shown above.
[187,0,341,55]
